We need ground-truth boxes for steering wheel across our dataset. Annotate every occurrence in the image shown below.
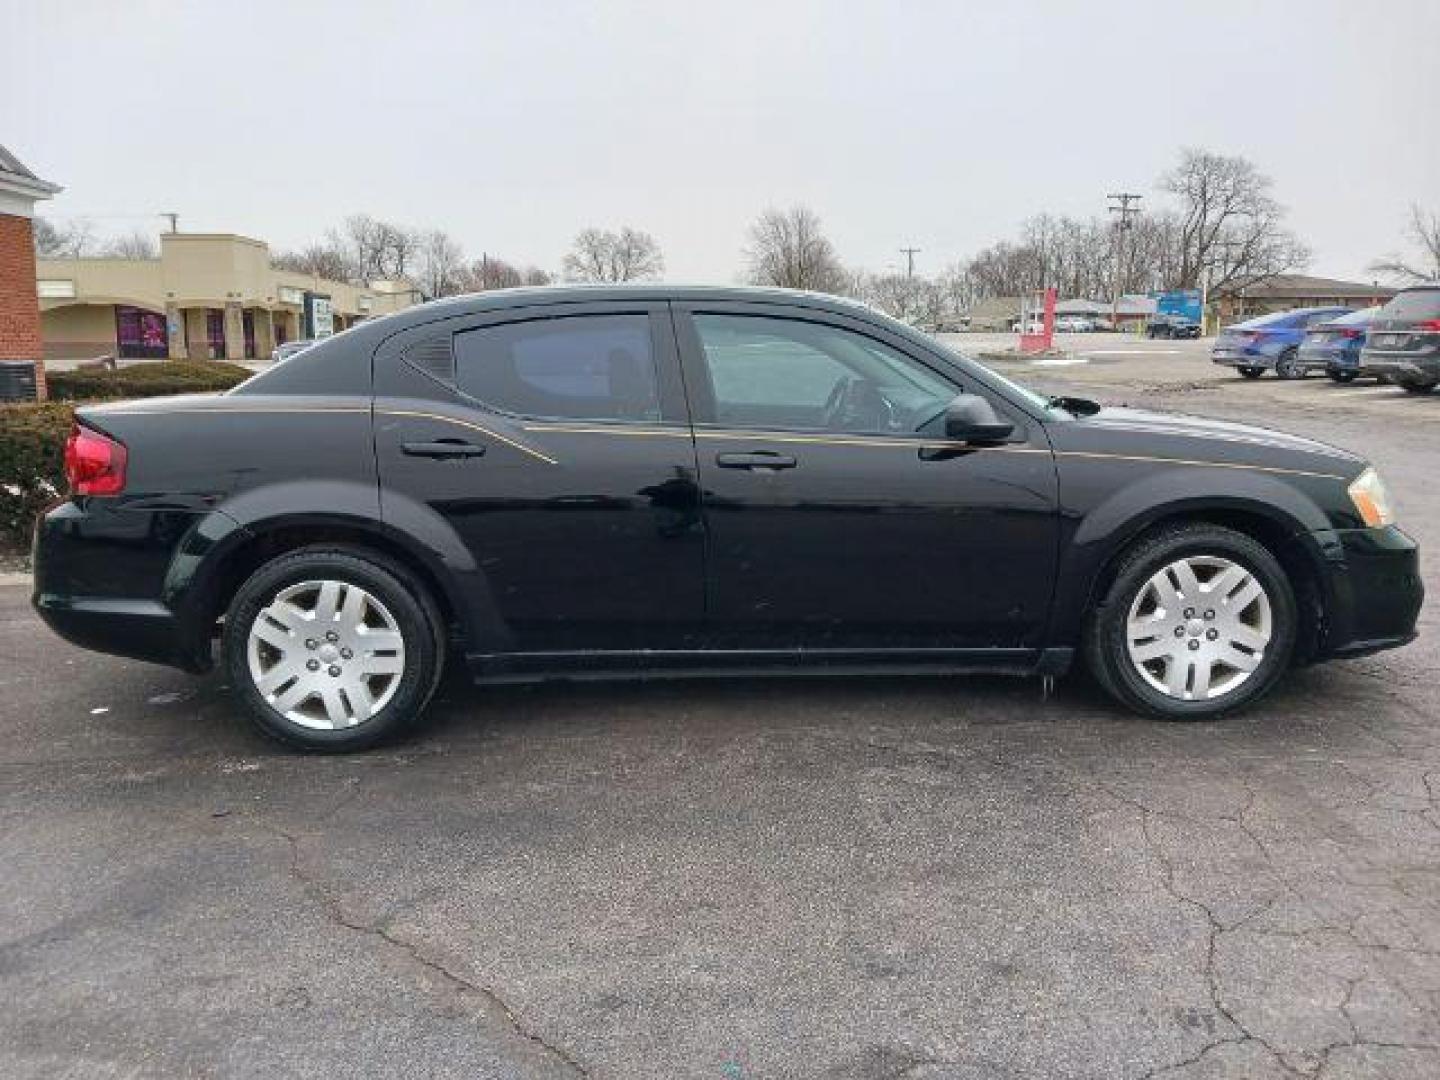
[822,376,897,432]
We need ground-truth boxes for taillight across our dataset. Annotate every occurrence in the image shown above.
[63,423,127,496]
[1338,328,1363,339]
[1233,331,1258,343]
[1415,319,1440,332]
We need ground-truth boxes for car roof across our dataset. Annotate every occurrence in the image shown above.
[368,284,885,334]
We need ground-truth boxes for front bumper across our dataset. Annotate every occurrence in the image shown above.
[1302,525,1424,660]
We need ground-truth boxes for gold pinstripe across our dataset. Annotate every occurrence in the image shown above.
[95,406,1348,480]
[377,410,560,465]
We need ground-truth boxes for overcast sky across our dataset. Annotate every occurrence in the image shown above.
[4,0,1437,284]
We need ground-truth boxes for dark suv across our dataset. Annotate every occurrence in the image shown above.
[1359,285,1440,394]
[1145,314,1201,340]
[33,287,1423,750]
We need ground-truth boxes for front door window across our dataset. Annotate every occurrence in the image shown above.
[691,313,955,435]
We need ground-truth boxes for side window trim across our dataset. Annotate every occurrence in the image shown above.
[377,302,688,427]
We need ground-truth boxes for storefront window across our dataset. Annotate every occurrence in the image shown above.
[206,310,225,359]
[115,307,168,359]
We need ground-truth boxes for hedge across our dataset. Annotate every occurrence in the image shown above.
[0,403,73,551]
[46,360,253,401]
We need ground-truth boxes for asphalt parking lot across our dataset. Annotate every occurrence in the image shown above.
[3,336,1439,1079]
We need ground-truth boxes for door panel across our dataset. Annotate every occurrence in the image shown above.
[373,302,704,653]
[674,303,1059,649]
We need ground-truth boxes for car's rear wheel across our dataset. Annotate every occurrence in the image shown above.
[1274,348,1302,379]
[1085,524,1296,720]
[223,547,444,751]
[1328,370,1357,384]
[1398,378,1438,395]
[1238,367,1264,379]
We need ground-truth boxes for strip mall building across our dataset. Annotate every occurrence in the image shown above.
[36,233,419,365]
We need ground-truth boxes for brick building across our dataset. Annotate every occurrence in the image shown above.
[0,144,61,398]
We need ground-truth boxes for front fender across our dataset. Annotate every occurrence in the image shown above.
[1048,465,1334,647]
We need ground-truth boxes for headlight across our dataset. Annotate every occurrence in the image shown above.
[1347,466,1395,528]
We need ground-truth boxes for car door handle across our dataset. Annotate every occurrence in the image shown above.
[401,439,486,459]
[716,451,797,470]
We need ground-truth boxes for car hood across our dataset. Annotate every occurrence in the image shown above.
[1060,406,1363,472]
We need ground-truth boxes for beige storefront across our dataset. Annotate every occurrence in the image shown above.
[36,233,420,366]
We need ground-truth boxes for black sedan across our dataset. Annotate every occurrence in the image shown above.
[1146,314,1202,339]
[33,286,1423,750]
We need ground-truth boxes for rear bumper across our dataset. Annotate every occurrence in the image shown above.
[1212,350,1272,369]
[1361,348,1440,382]
[1303,525,1424,660]
[32,594,208,671]
[31,499,234,672]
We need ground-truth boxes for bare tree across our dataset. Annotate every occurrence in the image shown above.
[100,229,159,259]
[468,254,524,291]
[744,206,849,293]
[520,266,553,286]
[1369,204,1440,284]
[272,242,354,281]
[1160,148,1308,294]
[415,229,467,298]
[562,226,664,282]
[32,216,97,258]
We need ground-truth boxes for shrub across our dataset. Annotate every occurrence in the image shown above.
[46,361,253,401]
[0,403,73,551]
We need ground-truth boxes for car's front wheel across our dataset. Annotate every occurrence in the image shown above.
[223,547,445,751]
[1085,524,1296,719]
[1328,370,1357,384]
[1398,378,1438,395]
[1238,366,1264,379]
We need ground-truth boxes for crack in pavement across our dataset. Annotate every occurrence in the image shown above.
[258,821,590,1077]
[1102,786,1306,1079]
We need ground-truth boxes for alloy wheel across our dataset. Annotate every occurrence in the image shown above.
[1124,555,1272,702]
[246,579,406,729]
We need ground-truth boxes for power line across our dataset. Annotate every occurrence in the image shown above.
[1106,192,1142,231]
[899,246,921,279]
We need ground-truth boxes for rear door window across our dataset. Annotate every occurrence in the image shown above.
[454,314,661,422]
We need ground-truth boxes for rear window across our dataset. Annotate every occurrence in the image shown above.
[1381,288,1440,321]
[1238,311,1300,329]
[1333,306,1383,326]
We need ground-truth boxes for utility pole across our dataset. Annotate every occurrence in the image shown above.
[1106,193,1142,329]
[160,212,179,233]
[899,247,921,280]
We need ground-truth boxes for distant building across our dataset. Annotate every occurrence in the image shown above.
[0,143,61,397]
[1215,274,1397,325]
[36,232,420,366]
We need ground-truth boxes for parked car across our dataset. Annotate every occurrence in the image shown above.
[1358,285,1440,394]
[1293,306,1384,382]
[271,340,315,364]
[1055,316,1095,333]
[33,286,1422,750]
[1211,307,1355,378]
[1146,314,1202,340]
[1011,317,1045,334]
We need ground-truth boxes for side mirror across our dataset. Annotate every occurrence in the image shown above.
[944,394,1015,444]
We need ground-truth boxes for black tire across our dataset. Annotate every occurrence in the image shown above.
[1274,348,1302,380]
[1328,370,1357,384]
[1238,367,1264,379]
[1083,524,1297,721]
[223,546,445,751]
[1398,378,1438,395]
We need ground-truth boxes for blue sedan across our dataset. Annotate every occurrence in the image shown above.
[1212,307,1354,379]
[1294,306,1384,382]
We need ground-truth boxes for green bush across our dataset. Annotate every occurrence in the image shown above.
[46,360,253,401]
[0,403,73,551]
